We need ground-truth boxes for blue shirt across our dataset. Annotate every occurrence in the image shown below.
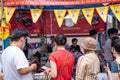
[111,61,118,73]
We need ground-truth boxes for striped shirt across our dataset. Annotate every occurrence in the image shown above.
[76,52,100,80]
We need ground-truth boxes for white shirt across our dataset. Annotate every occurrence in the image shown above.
[1,46,33,80]
[0,53,2,72]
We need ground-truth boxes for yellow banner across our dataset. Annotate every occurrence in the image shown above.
[0,27,10,40]
[0,22,11,40]
[68,9,80,24]
[54,10,66,27]
[4,7,16,23]
[82,8,94,25]
[30,9,42,23]
[96,6,108,22]
[110,4,120,21]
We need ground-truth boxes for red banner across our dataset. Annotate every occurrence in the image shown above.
[10,11,106,34]
[43,11,106,34]
[4,0,120,6]
[10,11,42,34]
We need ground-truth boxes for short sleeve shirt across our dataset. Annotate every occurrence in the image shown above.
[1,46,33,80]
[76,52,100,80]
[49,50,74,80]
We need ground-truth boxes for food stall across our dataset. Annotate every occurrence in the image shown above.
[1,0,120,79]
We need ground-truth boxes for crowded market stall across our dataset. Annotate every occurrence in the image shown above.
[1,0,120,80]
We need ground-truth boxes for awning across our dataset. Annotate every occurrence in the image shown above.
[4,0,120,6]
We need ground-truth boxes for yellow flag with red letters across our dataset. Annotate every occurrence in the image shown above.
[54,10,66,27]
[68,9,80,24]
[110,4,120,21]
[0,27,10,40]
[0,22,11,40]
[96,6,108,22]
[4,7,16,22]
[82,8,94,25]
[30,9,42,23]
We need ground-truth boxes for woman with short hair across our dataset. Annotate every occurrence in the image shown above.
[46,34,74,80]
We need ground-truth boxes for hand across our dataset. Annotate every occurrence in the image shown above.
[31,63,37,71]
[103,65,110,72]
[45,68,51,76]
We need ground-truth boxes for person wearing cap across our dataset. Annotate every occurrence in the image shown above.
[1,28,37,80]
[76,37,100,80]
[89,29,105,72]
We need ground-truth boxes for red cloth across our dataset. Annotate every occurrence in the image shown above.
[49,50,74,80]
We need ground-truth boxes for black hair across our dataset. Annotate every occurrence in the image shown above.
[111,39,120,53]
[10,28,28,41]
[108,28,118,36]
[72,38,78,43]
[54,34,66,46]
[89,29,97,36]
[111,36,119,47]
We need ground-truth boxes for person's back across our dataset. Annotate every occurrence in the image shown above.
[2,46,33,80]
[49,50,74,80]
[76,52,99,80]
[47,34,74,80]
[76,37,100,80]
[104,39,113,61]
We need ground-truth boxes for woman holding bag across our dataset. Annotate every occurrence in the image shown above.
[46,34,74,80]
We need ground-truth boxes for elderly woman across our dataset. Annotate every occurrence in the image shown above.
[46,34,74,80]
[76,37,100,80]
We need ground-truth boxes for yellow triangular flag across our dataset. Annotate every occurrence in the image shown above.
[110,4,120,21]
[4,7,16,23]
[0,27,10,40]
[68,9,80,24]
[30,9,42,23]
[82,8,94,25]
[54,10,66,27]
[96,6,108,22]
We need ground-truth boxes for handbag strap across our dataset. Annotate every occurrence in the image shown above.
[57,53,71,76]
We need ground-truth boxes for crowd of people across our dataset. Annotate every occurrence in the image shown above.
[0,27,120,80]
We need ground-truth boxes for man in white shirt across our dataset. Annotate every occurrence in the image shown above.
[1,28,37,80]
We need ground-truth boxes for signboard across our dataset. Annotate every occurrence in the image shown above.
[43,11,106,34]
[10,11,106,34]
[10,11,42,34]
[4,0,120,6]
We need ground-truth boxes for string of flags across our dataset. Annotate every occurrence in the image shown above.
[49,4,120,27]
[0,4,120,40]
